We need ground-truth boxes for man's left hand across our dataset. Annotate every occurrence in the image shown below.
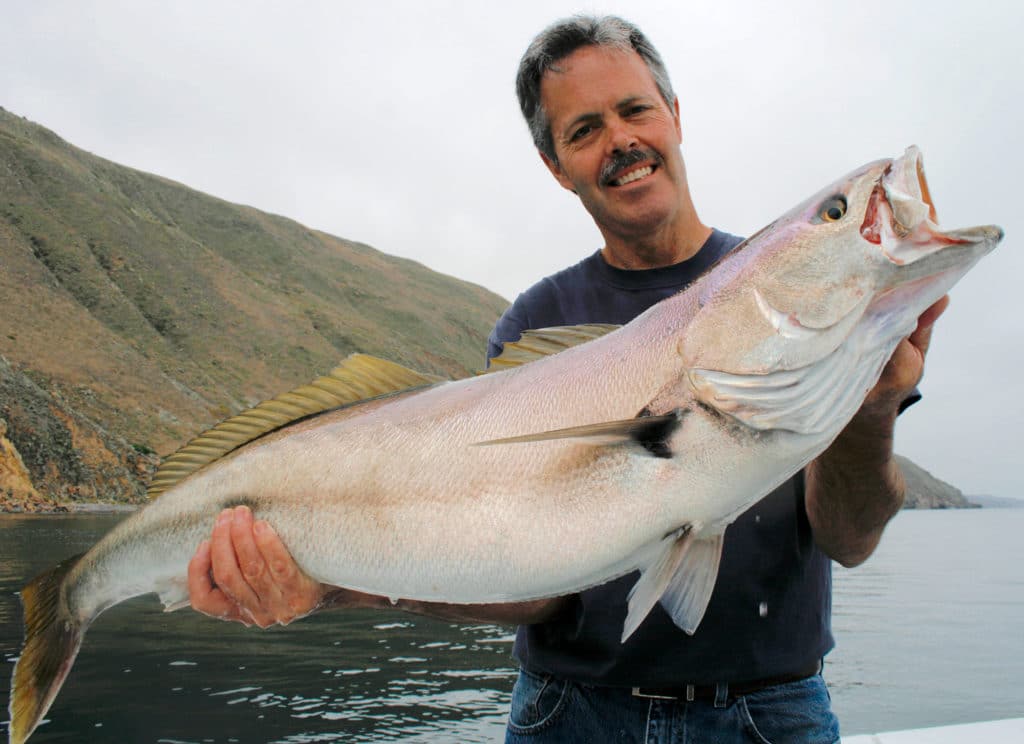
[857,295,949,424]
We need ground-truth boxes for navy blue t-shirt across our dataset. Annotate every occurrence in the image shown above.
[487,229,834,686]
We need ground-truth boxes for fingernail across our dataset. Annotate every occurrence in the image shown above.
[217,509,232,526]
[254,520,274,536]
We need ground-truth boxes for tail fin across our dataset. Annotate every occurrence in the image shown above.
[8,553,87,744]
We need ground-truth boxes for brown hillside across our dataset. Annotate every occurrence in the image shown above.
[0,107,509,508]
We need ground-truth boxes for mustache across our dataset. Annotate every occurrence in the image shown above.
[600,148,663,185]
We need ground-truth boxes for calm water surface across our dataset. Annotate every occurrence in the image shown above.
[1,508,1022,742]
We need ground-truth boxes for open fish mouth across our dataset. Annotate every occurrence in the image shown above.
[861,146,946,264]
[862,146,1002,265]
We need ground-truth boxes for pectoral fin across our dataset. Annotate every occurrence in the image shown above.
[473,410,684,458]
[622,529,724,641]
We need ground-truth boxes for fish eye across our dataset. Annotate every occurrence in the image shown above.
[819,196,847,222]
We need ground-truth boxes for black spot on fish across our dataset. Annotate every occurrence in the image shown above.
[633,408,687,458]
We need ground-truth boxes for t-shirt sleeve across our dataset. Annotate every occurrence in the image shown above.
[486,300,529,366]
[898,387,922,414]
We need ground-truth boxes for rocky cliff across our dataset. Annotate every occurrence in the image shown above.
[0,108,507,511]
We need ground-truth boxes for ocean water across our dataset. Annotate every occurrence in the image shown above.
[828,507,1024,734]
[1,508,1021,742]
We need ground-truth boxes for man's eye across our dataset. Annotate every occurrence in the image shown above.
[627,105,649,115]
[571,125,592,141]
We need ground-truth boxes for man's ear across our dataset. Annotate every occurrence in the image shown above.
[672,97,682,142]
[539,150,577,194]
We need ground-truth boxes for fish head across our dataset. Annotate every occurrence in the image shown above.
[680,146,1003,435]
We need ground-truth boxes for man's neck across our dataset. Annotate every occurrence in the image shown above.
[600,221,713,270]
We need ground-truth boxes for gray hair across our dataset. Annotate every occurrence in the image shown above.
[515,15,676,162]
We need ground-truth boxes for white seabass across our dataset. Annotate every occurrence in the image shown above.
[8,146,1003,744]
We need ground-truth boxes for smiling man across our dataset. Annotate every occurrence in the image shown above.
[481,16,945,743]
[534,44,707,267]
[189,15,943,744]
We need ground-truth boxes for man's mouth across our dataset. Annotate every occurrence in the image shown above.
[600,148,662,187]
[612,165,655,187]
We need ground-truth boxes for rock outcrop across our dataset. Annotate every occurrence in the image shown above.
[897,454,978,509]
[0,355,159,511]
[0,415,61,511]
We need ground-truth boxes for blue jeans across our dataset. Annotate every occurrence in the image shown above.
[504,668,840,744]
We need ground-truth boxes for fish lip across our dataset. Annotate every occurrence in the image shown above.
[941,223,1005,244]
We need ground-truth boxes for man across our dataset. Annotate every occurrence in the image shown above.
[188,15,946,743]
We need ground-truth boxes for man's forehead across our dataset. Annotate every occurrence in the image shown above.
[539,45,661,120]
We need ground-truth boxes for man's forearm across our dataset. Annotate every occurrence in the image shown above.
[317,586,569,625]
[805,408,906,568]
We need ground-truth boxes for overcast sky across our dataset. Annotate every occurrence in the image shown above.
[2,1,1021,498]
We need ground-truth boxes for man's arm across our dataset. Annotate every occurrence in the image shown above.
[804,296,949,567]
[187,504,567,627]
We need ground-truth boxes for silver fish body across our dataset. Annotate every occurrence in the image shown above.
[8,147,1002,743]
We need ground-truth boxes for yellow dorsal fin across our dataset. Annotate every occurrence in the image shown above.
[485,323,620,372]
[146,354,444,498]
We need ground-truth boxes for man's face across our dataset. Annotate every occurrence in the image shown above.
[539,45,685,240]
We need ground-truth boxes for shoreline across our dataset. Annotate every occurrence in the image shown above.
[1,502,141,515]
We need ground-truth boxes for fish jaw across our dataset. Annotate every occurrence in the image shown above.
[857,147,1002,369]
[864,145,1003,273]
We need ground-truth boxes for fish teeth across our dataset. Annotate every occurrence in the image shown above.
[884,145,929,231]
[886,186,930,232]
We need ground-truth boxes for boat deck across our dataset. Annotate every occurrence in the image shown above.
[844,717,1024,742]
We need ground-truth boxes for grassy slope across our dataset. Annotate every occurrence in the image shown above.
[0,107,508,504]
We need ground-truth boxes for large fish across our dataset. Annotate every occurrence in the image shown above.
[7,146,1002,743]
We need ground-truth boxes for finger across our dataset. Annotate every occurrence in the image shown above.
[188,540,246,622]
[907,295,949,358]
[253,520,322,621]
[223,506,285,628]
[187,539,216,603]
[210,507,262,613]
[253,520,298,587]
[230,505,277,606]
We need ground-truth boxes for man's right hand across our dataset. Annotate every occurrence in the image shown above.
[187,505,327,627]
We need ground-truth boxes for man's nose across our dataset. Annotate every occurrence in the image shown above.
[606,120,638,153]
